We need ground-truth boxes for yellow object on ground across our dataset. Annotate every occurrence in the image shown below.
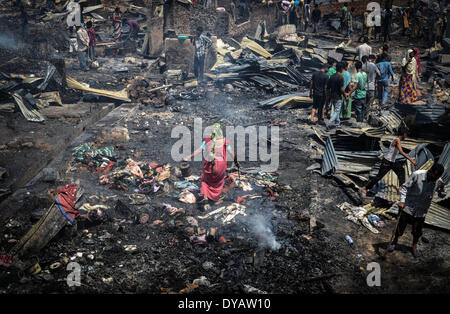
[240,36,272,58]
[66,76,131,102]
[274,96,313,108]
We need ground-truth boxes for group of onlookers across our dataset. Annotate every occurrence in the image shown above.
[310,40,422,129]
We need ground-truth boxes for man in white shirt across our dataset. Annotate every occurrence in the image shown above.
[388,163,445,257]
[355,37,372,61]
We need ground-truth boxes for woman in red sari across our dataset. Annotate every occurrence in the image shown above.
[183,123,239,204]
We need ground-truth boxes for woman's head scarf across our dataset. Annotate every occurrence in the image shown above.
[209,123,224,171]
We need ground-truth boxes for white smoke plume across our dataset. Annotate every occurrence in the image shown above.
[249,214,281,251]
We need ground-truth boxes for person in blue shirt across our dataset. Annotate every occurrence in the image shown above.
[376,53,395,105]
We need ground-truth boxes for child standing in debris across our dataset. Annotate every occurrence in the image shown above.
[362,127,417,198]
[191,26,212,83]
[311,4,321,33]
[68,26,78,57]
[182,123,240,205]
[86,21,96,62]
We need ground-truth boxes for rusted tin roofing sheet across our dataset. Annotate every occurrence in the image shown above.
[321,137,338,176]
[425,202,450,230]
[395,101,448,125]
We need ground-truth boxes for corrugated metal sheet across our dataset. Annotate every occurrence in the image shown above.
[321,137,338,176]
[335,151,380,174]
[380,135,440,151]
[425,202,450,230]
[372,110,403,133]
[438,143,450,184]
[394,101,448,125]
[374,159,434,203]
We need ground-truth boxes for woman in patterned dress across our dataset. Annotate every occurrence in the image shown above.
[398,49,418,104]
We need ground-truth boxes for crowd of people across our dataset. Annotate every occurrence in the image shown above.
[310,39,422,128]
[69,6,140,71]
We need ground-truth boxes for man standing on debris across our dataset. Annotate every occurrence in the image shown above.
[383,7,393,42]
[230,0,236,22]
[311,4,321,33]
[304,0,312,32]
[388,163,445,257]
[123,18,140,40]
[402,7,409,36]
[362,127,417,198]
[327,62,349,130]
[355,37,372,61]
[295,1,304,31]
[68,26,78,57]
[348,61,367,123]
[309,63,329,124]
[76,25,90,71]
[376,53,395,106]
[192,26,212,83]
[86,21,96,62]
[362,55,380,108]
[361,8,371,41]
[341,3,348,34]
[20,5,29,40]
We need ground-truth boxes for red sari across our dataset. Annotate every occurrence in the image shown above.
[200,137,229,201]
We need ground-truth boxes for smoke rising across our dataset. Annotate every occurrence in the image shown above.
[248,214,281,251]
[0,32,19,49]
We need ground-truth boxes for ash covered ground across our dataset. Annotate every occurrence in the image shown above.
[0,1,449,295]
[1,86,448,294]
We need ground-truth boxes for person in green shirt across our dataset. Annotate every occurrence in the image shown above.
[327,61,336,78]
[348,60,367,123]
[340,4,348,33]
[324,60,336,119]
